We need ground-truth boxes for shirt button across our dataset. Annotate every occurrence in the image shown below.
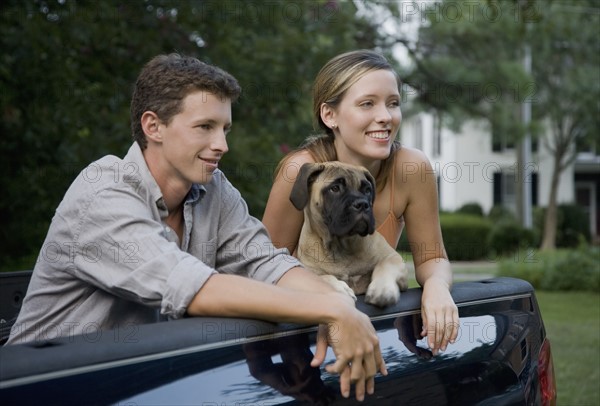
[165,226,171,233]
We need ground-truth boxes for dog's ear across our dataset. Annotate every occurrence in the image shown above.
[289,163,324,210]
[364,170,376,203]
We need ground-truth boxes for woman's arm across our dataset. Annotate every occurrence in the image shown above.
[399,148,459,355]
[262,151,315,254]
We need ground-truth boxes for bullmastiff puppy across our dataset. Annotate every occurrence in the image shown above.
[290,162,408,307]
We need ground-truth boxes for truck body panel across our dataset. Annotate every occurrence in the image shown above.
[0,275,555,405]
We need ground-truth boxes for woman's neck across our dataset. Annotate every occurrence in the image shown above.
[334,140,381,175]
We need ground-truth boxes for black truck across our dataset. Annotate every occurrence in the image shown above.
[0,272,556,405]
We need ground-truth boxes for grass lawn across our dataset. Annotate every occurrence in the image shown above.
[536,291,600,406]
[402,254,599,404]
[401,252,499,287]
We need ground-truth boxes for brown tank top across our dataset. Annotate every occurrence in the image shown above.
[376,158,404,248]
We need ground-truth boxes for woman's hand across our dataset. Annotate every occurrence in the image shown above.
[420,277,459,355]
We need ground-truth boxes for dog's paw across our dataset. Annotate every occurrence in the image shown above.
[342,282,356,302]
[365,281,400,307]
[321,275,357,301]
[398,274,409,292]
[337,282,357,301]
[396,263,409,292]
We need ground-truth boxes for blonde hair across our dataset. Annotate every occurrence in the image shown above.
[277,50,402,191]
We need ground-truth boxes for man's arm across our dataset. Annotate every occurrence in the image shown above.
[277,267,386,400]
[186,267,387,401]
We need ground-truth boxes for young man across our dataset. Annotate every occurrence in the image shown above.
[7,54,385,401]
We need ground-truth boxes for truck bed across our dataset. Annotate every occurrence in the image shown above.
[0,275,555,405]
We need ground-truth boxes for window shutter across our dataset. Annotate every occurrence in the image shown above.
[493,172,503,205]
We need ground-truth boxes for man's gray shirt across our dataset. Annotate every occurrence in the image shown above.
[8,143,300,344]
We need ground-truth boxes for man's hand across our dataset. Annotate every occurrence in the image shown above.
[310,301,387,402]
[198,268,389,401]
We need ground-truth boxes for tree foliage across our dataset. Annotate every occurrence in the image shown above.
[382,0,539,137]
[0,0,380,269]
[531,0,600,249]
[377,0,600,249]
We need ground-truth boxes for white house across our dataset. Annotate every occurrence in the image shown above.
[400,113,599,241]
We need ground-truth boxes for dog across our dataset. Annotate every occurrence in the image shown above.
[290,162,408,307]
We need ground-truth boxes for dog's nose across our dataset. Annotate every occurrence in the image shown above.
[351,199,370,212]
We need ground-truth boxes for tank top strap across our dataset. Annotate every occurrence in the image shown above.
[376,155,404,248]
[388,155,396,214]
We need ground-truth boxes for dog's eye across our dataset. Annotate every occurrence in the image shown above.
[360,181,373,196]
[329,184,341,193]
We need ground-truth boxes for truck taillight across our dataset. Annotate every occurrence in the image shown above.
[539,338,556,406]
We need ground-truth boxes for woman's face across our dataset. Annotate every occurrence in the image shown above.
[328,69,401,168]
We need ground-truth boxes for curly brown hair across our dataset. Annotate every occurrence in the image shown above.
[130,54,241,149]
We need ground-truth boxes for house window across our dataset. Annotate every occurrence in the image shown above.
[492,130,515,152]
[490,104,538,153]
[575,181,598,238]
[491,109,515,152]
[576,136,597,155]
[493,171,538,213]
[503,173,517,214]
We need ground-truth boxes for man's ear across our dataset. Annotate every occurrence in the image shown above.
[141,111,162,143]
[320,103,337,130]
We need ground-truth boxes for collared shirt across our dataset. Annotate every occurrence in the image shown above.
[8,143,301,344]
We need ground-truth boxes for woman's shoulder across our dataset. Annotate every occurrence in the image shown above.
[284,150,315,165]
[395,145,431,163]
[276,150,316,180]
[393,146,435,181]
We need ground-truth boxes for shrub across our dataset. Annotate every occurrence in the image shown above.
[498,246,600,292]
[542,246,600,291]
[556,204,591,247]
[532,207,545,247]
[488,220,536,256]
[534,204,591,248]
[440,213,492,260]
[488,205,516,223]
[456,202,485,217]
[498,249,547,288]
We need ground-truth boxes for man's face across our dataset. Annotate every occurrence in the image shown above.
[158,91,232,185]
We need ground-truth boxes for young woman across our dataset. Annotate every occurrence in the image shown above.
[263,49,459,355]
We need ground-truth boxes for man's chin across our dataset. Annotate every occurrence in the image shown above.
[192,172,214,185]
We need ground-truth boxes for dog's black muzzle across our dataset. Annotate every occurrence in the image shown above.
[324,193,375,237]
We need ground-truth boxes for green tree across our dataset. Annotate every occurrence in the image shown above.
[532,0,600,249]
[376,0,599,250]
[0,0,380,270]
